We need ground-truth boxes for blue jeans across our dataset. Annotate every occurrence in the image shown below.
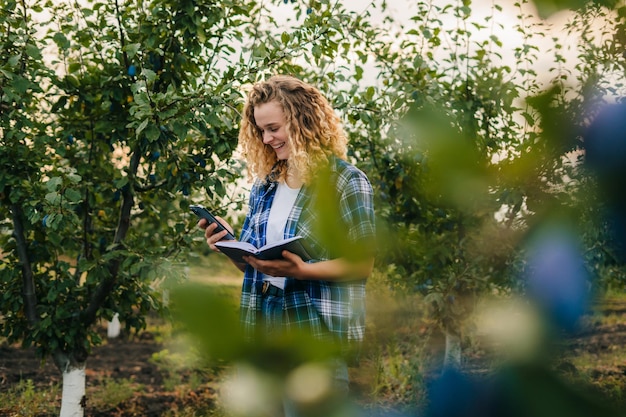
[260,292,284,336]
[260,291,350,417]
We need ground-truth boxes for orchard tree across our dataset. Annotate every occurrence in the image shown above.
[1,1,244,414]
[339,0,540,370]
[0,0,374,415]
[339,0,626,373]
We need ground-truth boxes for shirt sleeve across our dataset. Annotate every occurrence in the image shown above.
[339,168,376,243]
[335,165,377,258]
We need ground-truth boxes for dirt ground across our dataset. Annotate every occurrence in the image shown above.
[2,299,626,416]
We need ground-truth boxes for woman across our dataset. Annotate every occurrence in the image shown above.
[200,75,376,411]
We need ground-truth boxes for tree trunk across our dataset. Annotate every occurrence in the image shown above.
[443,331,461,369]
[59,364,86,417]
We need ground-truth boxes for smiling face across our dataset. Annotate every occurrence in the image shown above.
[253,100,291,161]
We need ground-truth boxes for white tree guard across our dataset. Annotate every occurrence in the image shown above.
[107,313,120,339]
[443,331,462,369]
[59,365,86,417]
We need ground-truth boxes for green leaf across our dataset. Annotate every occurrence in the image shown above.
[145,124,161,142]
[124,43,141,59]
[11,77,29,94]
[136,119,149,136]
[64,188,82,202]
[47,213,60,229]
[52,32,70,50]
[8,55,19,67]
[46,177,62,191]
[67,173,82,183]
[45,192,60,204]
[50,96,68,112]
[143,69,157,83]
[68,63,82,73]
[25,44,43,60]
[65,75,80,88]
[114,177,129,189]
[0,69,13,79]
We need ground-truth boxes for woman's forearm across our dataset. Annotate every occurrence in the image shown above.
[298,256,374,281]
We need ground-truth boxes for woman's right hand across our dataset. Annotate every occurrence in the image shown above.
[198,217,234,252]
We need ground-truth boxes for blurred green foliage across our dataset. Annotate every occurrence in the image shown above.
[2,0,626,413]
[343,0,626,345]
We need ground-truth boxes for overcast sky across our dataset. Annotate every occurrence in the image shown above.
[261,0,582,88]
[36,0,588,91]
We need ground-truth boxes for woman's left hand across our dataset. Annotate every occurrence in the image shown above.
[243,251,306,279]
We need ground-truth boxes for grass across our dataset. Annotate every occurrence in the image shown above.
[149,345,208,391]
[169,260,437,413]
[554,292,626,408]
[148,342,227,417]
[87,378,139,409]
[351,269,434,411]
[0,377,138,416]
[5,257,626,416]
[186,250,242,287]
[0,379,60,416]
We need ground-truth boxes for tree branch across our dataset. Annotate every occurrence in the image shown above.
[114,0,130,69]
[10,201,39,325]
[82,147,141,326]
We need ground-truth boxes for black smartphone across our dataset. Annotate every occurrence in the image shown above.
[189,205,236,241]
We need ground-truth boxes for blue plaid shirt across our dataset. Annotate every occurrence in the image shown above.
[238,156,376,356]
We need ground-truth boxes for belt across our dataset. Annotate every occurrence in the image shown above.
[261,281,284,297]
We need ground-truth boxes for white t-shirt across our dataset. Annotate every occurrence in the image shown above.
[263,181,301,289]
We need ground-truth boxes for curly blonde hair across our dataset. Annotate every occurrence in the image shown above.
[239,75,348,184]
